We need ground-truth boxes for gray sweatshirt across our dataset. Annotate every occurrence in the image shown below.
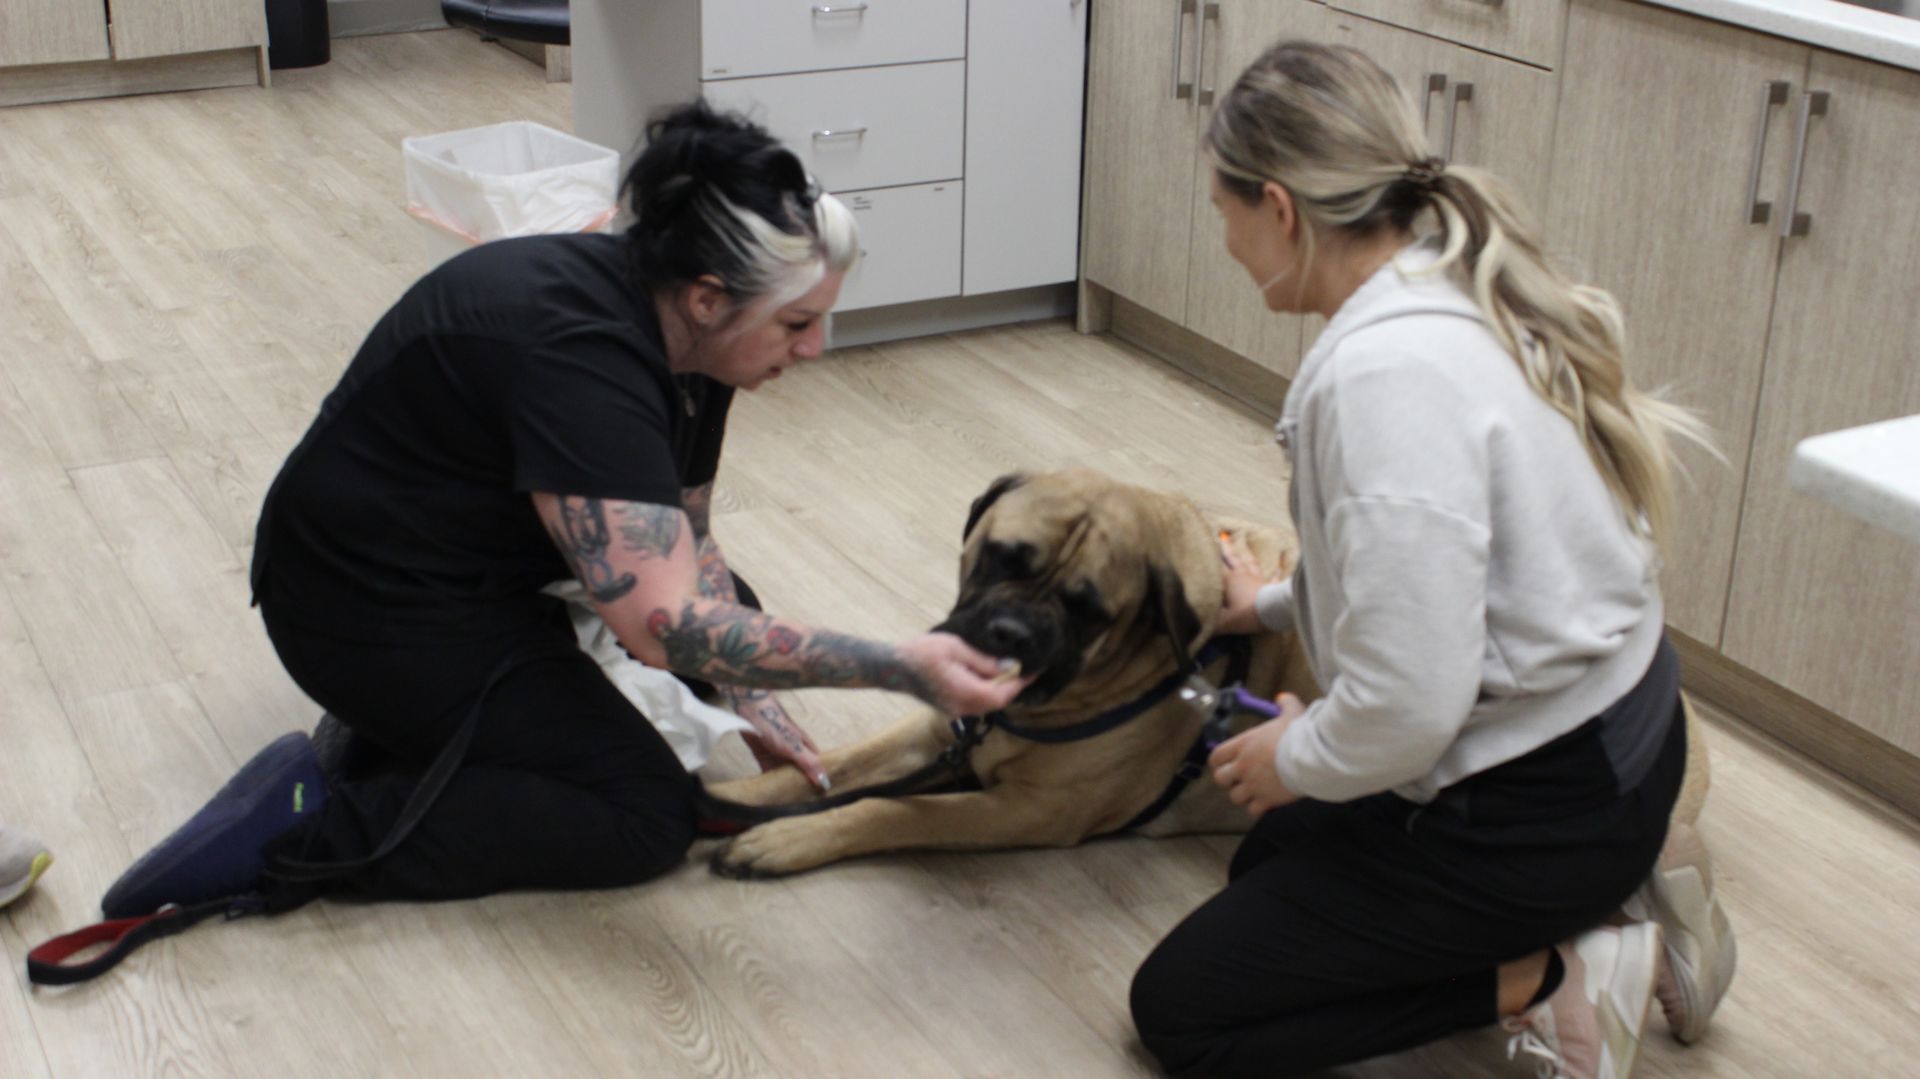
[1255,246,1664,804]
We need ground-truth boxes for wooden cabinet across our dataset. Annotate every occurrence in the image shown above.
[1082,0,1210,325]
[1082,0,1320,378]
[0,0,109,68]
[109,0,268,62]
[1721,49,1920,754]
[0,0,266,107]
[1549,0,1920,754]
[1180,0,1323,375]
[1545,0,1807,646]
[1328,0,1569,70]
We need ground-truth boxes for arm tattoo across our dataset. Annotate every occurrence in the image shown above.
[648,600,930,699]
[610,501,683,559]
[547,497,636,603]
[682,483,715,541]
[724,686,811,754]
[694,536,736,602]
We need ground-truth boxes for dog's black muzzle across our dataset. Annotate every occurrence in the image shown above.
[935,594,1089,706]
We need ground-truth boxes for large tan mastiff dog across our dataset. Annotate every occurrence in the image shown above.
[706,468,1709,878]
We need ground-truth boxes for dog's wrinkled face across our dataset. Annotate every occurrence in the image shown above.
[935,471,1209,708]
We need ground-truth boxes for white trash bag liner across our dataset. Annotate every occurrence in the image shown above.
[543,580,753,773]
[403,121,621,255]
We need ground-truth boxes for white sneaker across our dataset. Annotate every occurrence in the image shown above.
[1503,922,1662,1079]
[1622,821,1738,1043]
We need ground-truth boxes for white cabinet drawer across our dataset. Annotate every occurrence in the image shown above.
[834,181,962,311]
[701,0,966,80]
[705,61,964,192]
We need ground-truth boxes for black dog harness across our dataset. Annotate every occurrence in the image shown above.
[695,635,1277,836]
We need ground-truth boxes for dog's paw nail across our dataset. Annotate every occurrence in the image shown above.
[708,850,757,880]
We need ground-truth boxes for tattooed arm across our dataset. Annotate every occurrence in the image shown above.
[681,484,824,783]
[531,492,1022,716]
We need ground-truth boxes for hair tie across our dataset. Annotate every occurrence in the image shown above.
[1403,157,1446,191]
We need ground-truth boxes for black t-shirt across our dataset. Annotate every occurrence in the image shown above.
[250,233,733,642]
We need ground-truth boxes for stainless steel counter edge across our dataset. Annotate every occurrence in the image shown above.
[1631,0,1920,71]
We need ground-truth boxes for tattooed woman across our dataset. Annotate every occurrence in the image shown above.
[99,103,1029,918]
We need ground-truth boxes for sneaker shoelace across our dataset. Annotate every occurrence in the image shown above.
[1502,1014,1567,1079]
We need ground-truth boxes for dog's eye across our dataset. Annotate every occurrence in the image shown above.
[1062,584,1112,623]
[985,540,1040,579]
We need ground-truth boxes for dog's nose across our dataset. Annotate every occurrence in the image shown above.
[984,615,1032,655]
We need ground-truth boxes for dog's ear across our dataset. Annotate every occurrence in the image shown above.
[962,473,1027,541]
[1146,562,1203,661]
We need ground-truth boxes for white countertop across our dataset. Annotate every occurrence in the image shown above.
[1789,415,1920,545]
[1637,0,1920,71]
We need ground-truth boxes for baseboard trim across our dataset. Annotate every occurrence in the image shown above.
[0,48,261,108]
[327,0,447,37]
[827,284,1075,349]
[497,37,571,83]
[1673,631,1920,819]
[1106,292,1289,417]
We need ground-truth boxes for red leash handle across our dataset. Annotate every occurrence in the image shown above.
[26,898,250,986]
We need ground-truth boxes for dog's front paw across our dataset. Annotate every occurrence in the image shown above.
[708,816,845,880]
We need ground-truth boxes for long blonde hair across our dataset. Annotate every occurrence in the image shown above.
[1207,41,1712,546]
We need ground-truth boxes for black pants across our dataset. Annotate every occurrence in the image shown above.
[1130,645,1687,1077]
[259,602,696,902]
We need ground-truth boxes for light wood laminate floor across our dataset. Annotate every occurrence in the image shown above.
[1,29,1915,1079]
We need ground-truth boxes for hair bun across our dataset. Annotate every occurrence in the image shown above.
[632,101,811,223]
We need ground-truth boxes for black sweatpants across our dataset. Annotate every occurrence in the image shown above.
[258,602,696,903]
[1130,642,1687,1076]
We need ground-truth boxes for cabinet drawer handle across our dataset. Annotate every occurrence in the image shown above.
[1744,80,1791,225]
[1196,2,1221,106]
[1780,89,1830,239]
[811,127,868,140]
[1441,81,1473,162]
[1421,73,1447,131]
[1171,0,1196,100]
[811,4,868,15]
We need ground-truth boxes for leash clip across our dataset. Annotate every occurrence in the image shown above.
[1176,674,1222,717]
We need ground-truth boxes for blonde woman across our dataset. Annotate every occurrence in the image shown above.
[1130,42,1733,1079]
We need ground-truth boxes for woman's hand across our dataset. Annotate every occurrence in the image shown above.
[1218,535,1280,635]
[895,632,1032,715]
[727,687,830,790]
[1208,693,1308,816]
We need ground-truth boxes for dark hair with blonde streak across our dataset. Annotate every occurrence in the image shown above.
[623,100,858,334]
[1208,40,1714,547]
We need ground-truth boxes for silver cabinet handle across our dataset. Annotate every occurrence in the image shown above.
[811,4,868,15]
[811,127,868,140]
[1171,0,1196,100]
[1779,89,1829,238]
[1441,81,1473,162]
[1196,2,1222,106]
[1744,81,1791,225]
[1421,73,1447,131]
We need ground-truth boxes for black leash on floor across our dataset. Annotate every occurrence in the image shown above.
[26,641,578,987]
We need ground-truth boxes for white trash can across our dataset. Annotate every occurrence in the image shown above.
[402,120,621,268]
